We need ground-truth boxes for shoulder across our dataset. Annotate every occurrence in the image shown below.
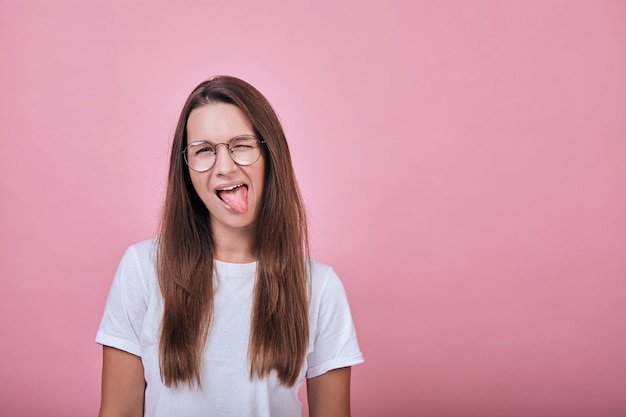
[309,258,333,278]
[119,238,158,269]
[309,259,337,287]
[113,238,159,293]
[308,259,348,304]
[125,238,158,258]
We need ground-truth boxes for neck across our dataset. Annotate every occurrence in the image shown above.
[211,224,257,263]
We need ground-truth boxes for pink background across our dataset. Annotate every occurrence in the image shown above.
[1,1,625,416]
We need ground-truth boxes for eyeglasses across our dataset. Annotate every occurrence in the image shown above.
[182,135,265,172]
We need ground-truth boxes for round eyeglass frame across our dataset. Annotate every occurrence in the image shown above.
[181,135,266,172]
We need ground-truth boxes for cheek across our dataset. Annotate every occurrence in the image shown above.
[189,172,205,196]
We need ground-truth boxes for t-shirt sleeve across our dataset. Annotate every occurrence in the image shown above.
[306,267,364,378]
[95,245,150,357]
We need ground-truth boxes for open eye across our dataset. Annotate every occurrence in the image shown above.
[196,146,214,155]
[189,142,215,156]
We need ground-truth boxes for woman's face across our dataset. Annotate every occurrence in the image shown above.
[186,103,265,236]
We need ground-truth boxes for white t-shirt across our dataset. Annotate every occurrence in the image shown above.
[96,239,364,417]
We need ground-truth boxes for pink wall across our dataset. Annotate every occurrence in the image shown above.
[1,1,625,416]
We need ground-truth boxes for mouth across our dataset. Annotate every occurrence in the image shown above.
[216,183,247,194]
[216,184,249,214]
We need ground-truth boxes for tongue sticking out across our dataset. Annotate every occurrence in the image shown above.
[219,186,248,214]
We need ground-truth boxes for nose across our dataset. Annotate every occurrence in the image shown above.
[212,143,237,175]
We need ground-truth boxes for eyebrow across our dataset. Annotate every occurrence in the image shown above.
[188,134,255,146]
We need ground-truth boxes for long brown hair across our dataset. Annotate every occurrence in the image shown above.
[157,76,309,388]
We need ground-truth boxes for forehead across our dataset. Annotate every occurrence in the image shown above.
[186,103,254,144]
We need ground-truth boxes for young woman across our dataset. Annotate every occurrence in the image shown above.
[96,76,363,417]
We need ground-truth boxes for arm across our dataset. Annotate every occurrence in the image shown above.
[98,346,146,417]
[307,366,352,417]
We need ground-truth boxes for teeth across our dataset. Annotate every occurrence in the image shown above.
[218,184,244,191]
